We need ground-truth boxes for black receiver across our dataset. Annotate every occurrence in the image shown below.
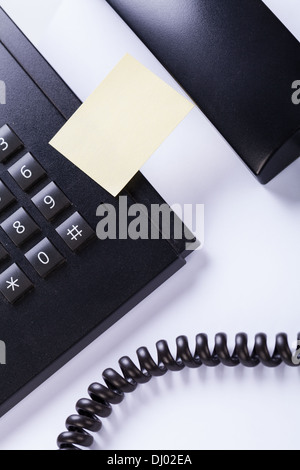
[107,0,300,183]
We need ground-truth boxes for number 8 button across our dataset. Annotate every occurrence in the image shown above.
[1,208,40,246]
[8,153,46,191]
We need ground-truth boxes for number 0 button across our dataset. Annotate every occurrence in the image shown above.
[25,238,65,278]
[1,208,40,246]
[56,212,95,252]
[8,152,46,191]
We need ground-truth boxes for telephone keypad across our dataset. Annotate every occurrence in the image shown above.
[0,123,96,303]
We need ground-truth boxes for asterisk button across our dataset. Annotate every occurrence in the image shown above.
[0,264,33,303]
[6,277,19,291]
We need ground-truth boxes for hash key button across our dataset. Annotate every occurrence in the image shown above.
[8,153,46,191]
[0,264,33,304]
[0,125,23,163]
[25,238,65,278]
[56,212,95,252]
[1,207,40,247]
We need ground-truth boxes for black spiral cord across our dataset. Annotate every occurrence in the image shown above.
[57,332,300,450]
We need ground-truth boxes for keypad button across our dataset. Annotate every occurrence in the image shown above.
[25,238,65,278]
[1,207,40,247]
[32,182,71,221]
[0,244,9,263]
[56,212,95,252]
[8,153,46,191]
[0,264,33,304]
[0,125,23,163]
[0,181,16,213]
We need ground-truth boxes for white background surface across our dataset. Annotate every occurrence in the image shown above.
[0,0,299,450]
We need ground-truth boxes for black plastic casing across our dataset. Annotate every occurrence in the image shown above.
[107,0,300,183]
[0,8,195,417]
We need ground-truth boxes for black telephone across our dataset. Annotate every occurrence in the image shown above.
[0,7,194,421]
[0,2,299,451]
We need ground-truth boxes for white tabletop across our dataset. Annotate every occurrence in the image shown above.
[0,0,299,450]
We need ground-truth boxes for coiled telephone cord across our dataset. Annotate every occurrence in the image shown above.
[57,332,300,450]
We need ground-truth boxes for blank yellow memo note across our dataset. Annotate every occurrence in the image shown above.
[49,54,194,197]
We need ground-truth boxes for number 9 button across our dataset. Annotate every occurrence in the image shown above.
[32,182,71,221]
[8,152,46,191]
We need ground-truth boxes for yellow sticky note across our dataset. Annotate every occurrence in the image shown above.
[49,54,194,197]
